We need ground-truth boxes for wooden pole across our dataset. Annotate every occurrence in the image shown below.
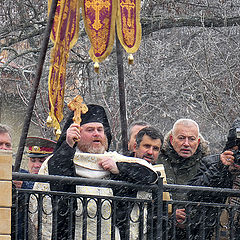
[14,0,58,172]
[116,34,128,155]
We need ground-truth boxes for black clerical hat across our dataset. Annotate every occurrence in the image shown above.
[55,104,112,151]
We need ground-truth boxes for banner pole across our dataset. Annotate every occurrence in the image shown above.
[116,32,128,155]
[14,0,58,172]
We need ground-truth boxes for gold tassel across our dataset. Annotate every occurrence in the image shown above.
[46,115,53,127]
[128,54,134,65]
[55,129,62,140]
[94,62,99,74]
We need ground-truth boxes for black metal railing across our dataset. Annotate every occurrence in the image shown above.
[12,173,163,240]
[12,173,240,240]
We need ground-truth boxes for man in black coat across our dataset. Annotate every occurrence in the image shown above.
[157,119,210,239]
[115,126,164,239]
[187,119,240,239]
[30,104,158,240]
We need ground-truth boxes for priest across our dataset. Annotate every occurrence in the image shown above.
[29,104,158,240]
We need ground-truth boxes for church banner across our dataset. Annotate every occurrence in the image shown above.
[47,0,80,138]
[116,0,141,53]
[81,0,117,63]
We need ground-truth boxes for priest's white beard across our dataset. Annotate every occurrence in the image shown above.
[88,145,105,154]
[77,137,108,154]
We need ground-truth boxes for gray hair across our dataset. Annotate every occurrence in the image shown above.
[128,120,150,140]
[0,124,11,138]
[172,119,199,137]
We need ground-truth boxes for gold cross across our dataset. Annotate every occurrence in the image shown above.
[120,0,135,28]
[67,95,88,125]
[85,0,110,31]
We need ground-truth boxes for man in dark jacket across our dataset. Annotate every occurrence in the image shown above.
[188,118,240,239]
[157,119,210,239]
[157,119,210,198]
[115,126,164,239]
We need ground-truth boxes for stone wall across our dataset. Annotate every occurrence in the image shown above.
[0,150,12,240]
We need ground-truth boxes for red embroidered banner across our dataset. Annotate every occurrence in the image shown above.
[47,0,80,138]
[82,0,117,63]
[116,0,141,53]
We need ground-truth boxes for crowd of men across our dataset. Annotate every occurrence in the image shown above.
[2,103,240,239]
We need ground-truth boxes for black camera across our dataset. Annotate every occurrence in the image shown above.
[233,150,240,165]
[233,127,240,165]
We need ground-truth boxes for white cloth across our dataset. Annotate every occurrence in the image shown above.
[73,150,157,180]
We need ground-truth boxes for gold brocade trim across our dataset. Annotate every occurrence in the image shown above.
[81,0,117,63]
[154,164,172,214]
[28,150,53,154]
[116,0,142,54]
